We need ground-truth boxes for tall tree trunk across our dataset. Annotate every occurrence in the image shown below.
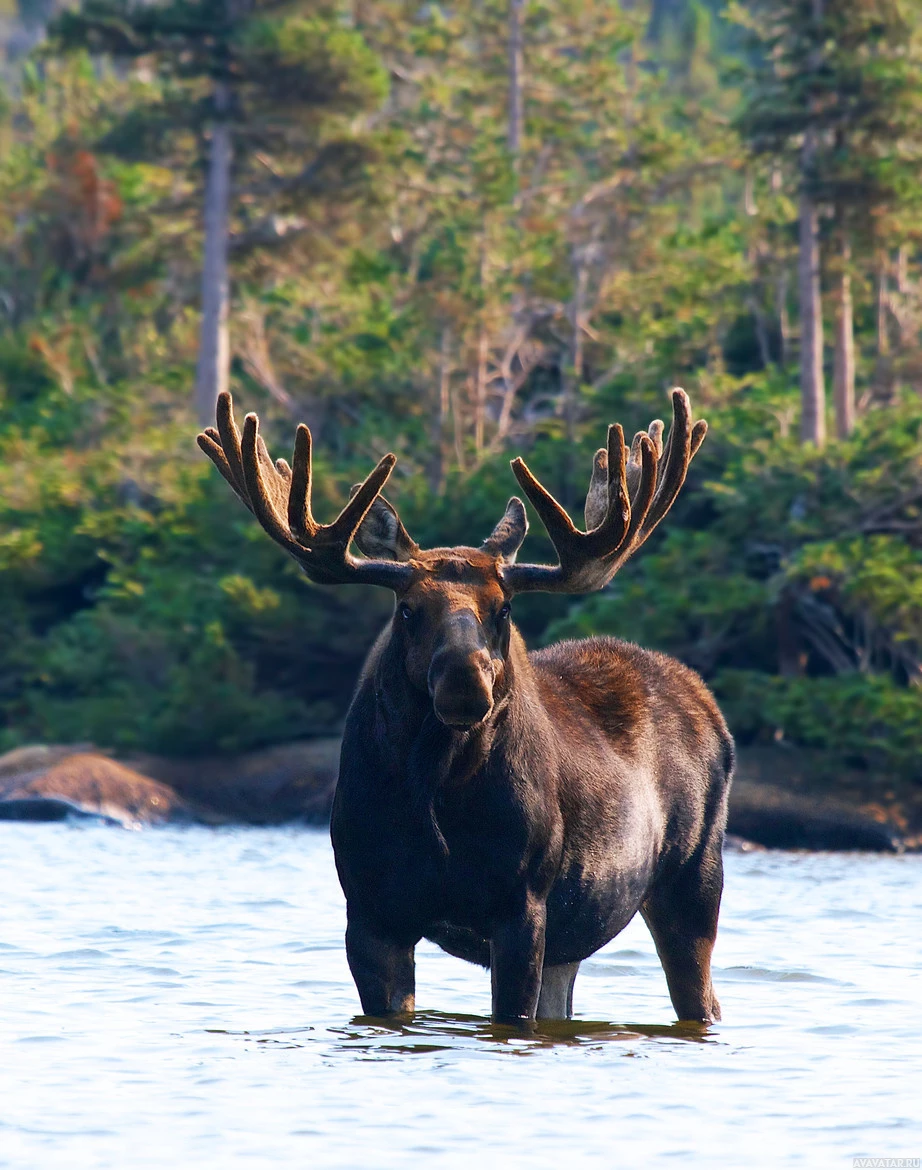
[743,181,770,368]
[428,326,451,494]
[473,240,490,459]
[507,0,524,169]
[777,267,790,367]
[194,82,232,425]
[562,260,587,506]
[798,0,825,446]
[798,160,825,446]
[833,233,855,439]
[875,258,891,401]
[450,379,466,472]
[894,243,913,355]
[877,260,890,357]
[474,326,488,457]
[507,0,525,319]
[748,295,772,369]
[771,163,789,364]
[896,243,909,295]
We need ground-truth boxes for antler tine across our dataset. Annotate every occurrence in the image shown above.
[625,432,646,501]
[691,419,708,458]
[508,423,635,592]
[241,413,299,550]
[197,428,252,511]
[626,417,665,497]
[198,392,415,590]
[215,390,248,499]
[584,423,628,533]
[587,422,636,558]
[288,424,313,540]
[642,388,692,533]
[584,452,609,531]
[324,453,398,548]
[503,388,707,595]
[510,456,579,550]
[601,423,631,538]
[256,428,292,521]
[619,432,658,549]
[648,419,665,458]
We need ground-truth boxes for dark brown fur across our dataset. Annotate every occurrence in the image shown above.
[198,389,733,1027]
[331,559,733,1026]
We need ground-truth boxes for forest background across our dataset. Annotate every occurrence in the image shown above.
[1,0,922,803]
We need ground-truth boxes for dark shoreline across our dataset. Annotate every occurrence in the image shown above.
[0,740,918,851]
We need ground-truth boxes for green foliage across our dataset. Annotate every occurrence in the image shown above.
[0,404,394,753]
[733,0,922,239]
[236,18,388,113]
[1,0,921,783]
[717,670,922,779]
[550,393,922,780]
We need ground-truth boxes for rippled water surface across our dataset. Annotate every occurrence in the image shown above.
[1,826,920,1169]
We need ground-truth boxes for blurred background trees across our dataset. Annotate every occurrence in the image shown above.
[1,0,922,790]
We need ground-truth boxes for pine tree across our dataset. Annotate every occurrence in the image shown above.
[735,0,828,445]
[736,0,922,441]
[50,0,387,422]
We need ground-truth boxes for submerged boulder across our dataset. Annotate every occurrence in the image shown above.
[0,739,341,827]
[0,752,193,827]
[0,796,127,826]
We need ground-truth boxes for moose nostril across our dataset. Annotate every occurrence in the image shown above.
[427,645,496,729]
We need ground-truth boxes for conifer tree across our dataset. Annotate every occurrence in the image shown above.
[50,0,386,422]
[736,0,827,445]
[736,0,922,441]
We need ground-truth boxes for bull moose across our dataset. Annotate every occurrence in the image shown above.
[198,388,733,1028]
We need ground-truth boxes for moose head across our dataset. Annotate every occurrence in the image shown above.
[197,389,706,731]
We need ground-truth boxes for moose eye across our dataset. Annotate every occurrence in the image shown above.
[398,602,413,621]
[498,604,511,621]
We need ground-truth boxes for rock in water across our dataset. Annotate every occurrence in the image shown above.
[0,753,193,827]
[0,797,126,826]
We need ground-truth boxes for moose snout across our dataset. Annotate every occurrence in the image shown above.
[428,646,495,728]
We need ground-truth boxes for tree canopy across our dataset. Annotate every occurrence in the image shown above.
[1,0,922,793]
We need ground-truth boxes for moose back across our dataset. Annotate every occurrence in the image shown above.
[199,388,733,1027]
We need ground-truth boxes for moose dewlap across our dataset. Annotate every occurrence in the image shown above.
[198,388,733,1027]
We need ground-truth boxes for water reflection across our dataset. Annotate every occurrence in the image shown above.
[204,1011,714,1057]
[329,1012,717,1054]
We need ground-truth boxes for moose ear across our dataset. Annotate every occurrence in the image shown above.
[482,497,528,563]
[352,488,419,562]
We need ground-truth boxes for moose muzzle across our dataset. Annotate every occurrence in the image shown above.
[427,611,496,729]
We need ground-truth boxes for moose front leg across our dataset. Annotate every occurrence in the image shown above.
[490,895,547,1028]
[345,915,417,1016]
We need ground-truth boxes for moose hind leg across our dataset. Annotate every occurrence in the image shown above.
[641,847,724,1023]
[536,962,580,1020]
[345,916,416,1016]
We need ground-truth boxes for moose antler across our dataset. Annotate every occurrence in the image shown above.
[502,388,707,594]
[197,391,415,589]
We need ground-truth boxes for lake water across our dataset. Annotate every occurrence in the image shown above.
[0,825,919,1169]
